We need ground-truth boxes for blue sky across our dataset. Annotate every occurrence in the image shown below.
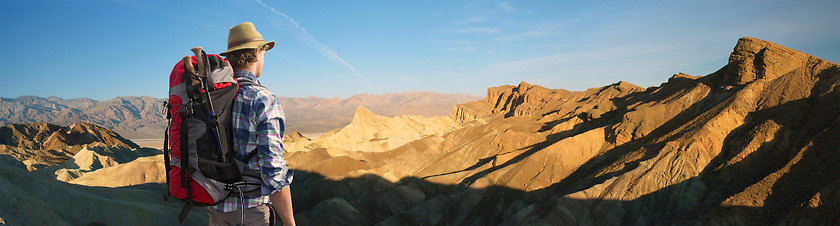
[1,0,838,100]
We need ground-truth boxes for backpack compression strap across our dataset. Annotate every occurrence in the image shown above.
[178,60,195,223]
[163,101,172,201]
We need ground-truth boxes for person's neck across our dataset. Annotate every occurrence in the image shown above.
[234,66,259,77]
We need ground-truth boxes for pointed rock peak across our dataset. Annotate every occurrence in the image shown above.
[284,131,310,142]
[608,81,642,92]
[352,105,380,122]
[516,81,551,93]
[671,72,695,79]
[730,37,811,65]
[355,105,374,115]
[669,73,700,82]
[723,37,814,85]
[730,37,793,62]
[613,81,632,87]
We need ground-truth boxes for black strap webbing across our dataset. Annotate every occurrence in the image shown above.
[243,148,259,162]
[180,110,189,188]
[268,204,277,226]
[163,122,171,201]
[178,200,193,222]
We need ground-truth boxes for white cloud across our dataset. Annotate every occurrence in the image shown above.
[255,0,370,84]
[495,1,514,12]
[455,1,516,24]
[428,40,478,53]
[397,73,418,82]
[455,15,487,24]
[441,46,477,53]
[455,27,499,34]
[497,23,565,42]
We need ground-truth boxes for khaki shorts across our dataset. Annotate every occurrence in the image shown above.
[208,204,274,226]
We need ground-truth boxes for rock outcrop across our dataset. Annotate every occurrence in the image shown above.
[0,122,139,171]
[285,37,840,225]
[53,145,161,183]
[289,106,462,156]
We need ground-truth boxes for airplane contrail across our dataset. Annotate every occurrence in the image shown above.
[255,0,371,84]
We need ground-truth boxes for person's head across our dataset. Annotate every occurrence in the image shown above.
[224,45,271,76]
[220,22,274,76]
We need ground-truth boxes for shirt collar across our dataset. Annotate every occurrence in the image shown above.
[234,70,259,83]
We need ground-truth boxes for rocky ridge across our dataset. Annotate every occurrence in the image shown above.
[284,37,840,225]
[0,122,139,171]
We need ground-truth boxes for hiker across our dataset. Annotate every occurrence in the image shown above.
[208,22,296,226]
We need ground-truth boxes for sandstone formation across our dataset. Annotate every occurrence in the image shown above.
[287,106,462,157]
[65,154,165,187]
[0,122,139,171]
[284,131,311,143]
[52,145,161,184]
[284,37,840,225]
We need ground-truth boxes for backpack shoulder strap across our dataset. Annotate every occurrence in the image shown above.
[243,148,259,162]
[234,78,263,162]
[237,78,265,88]
[233,78,262,163]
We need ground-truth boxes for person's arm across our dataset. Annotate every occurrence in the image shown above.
[255,90,295,225]
[269,186,295,226]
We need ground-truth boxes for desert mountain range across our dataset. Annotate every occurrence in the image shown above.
[0,92,479,139]
[0,37,838,225]
[286,37,840,225]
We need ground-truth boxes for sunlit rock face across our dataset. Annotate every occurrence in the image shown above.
[286,37,840,225]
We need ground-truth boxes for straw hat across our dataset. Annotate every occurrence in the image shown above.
[219,22,275,56]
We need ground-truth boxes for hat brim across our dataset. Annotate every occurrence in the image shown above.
[220,40,275,56]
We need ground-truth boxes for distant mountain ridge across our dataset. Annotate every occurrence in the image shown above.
[0,122,140,171]
[0,96,164,139]
[0,92,481,139]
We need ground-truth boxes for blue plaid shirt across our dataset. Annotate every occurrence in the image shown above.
[214,70,294,212]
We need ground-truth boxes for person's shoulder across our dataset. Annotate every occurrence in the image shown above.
[250,85,275,97]
[244,85,279,103]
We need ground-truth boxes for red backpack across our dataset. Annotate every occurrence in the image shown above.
[164,48,261,222]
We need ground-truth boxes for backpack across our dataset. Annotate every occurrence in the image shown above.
[163,47,261,222]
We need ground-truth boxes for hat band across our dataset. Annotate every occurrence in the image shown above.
[228,38,265,49]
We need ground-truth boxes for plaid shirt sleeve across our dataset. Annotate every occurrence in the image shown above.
[252,89,294,193]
